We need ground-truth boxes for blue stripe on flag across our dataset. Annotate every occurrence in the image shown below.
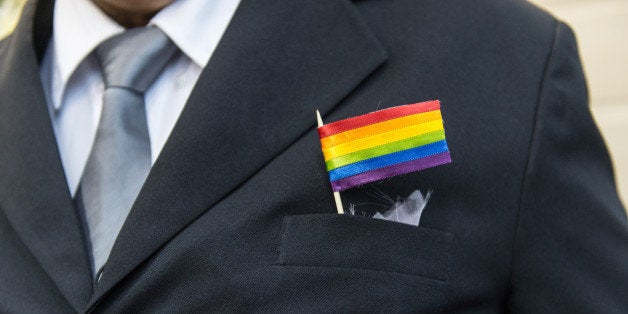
[327,140,449,181]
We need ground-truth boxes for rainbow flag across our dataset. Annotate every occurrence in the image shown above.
[318,100,451,192]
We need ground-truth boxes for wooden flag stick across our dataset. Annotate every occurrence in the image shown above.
[317,110,344,214]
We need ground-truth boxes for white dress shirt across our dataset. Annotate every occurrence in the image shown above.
[40,0,241,197]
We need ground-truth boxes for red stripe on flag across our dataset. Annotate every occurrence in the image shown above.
[318,100,440,139]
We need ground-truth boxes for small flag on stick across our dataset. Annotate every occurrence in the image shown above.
[317,100,451,193]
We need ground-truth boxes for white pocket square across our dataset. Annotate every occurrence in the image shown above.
[370,190,431,226]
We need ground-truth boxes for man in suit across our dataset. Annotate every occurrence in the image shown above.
[1,0,627,312]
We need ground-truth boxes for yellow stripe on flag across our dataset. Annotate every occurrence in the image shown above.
[322,119,444,161]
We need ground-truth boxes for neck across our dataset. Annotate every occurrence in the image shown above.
[91,0,174,28]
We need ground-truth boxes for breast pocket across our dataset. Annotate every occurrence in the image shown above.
[276,214,453,281]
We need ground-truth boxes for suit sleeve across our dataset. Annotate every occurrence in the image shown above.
[508,21,628,313]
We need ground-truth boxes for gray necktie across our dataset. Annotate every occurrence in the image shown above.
[79,26,178,275]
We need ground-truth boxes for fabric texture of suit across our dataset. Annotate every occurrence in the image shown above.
[1,0,627,312]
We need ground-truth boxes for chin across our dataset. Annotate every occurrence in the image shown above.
[94,0,176,15]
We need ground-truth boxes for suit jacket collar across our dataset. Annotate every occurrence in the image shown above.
[90,0,387,306]
[0,0,388,310]
[0,0,93,311]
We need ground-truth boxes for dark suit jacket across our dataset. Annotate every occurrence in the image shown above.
[1,0,627,312]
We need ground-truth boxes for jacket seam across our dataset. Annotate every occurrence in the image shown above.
[507,19,563,297]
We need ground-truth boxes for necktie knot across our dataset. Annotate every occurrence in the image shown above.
[95,26,178,93]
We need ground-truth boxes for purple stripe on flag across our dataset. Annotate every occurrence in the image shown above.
[330,151,451,192]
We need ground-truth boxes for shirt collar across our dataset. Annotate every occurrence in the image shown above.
[52,0,122,111]
[52,0,240,111]
[149,0,239,68]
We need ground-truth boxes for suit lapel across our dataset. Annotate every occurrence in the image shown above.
[90,0,387,306]
[0,0,93,311]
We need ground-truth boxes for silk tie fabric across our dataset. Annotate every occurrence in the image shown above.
[78,26,178,275]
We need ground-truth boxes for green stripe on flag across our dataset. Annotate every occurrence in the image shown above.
[325,129,446,171]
